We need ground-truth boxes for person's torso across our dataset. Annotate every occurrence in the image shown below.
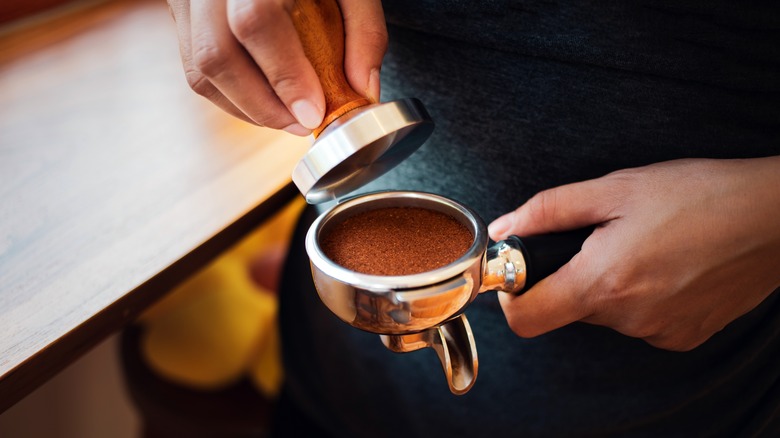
[278,2,780,437]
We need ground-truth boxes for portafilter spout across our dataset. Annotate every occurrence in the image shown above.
[381,314,477,395]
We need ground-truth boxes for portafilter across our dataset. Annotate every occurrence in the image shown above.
[287,0,589,394]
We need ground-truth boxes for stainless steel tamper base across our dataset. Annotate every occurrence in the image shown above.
[292,99,434,204]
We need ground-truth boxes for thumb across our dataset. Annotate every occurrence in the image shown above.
[498,257,593,338]
[488,177,621,241]
[340,0,387,102]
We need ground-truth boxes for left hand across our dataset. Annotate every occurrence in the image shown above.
[488,156,780,351]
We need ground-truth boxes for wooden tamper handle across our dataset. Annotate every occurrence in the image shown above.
[291,0,372,138]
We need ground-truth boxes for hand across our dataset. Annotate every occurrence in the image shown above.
[488,157,780,351]
[167,0,387,135]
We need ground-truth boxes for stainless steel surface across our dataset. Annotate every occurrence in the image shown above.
[304,190,531,394]
[480,239,528,293]
[292,99,434,204]
[381,314,478,395]
[305,191,487,334]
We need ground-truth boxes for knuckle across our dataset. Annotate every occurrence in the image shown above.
[341,3,388,50]
[645,336,673,350]
[559,261,593,309]
[617,316,665,341]
[185,70,218,98]
[670,342,699,352]
[191,37,229,77]
[527,189,557,226]
[624,320,664,340]
[361,27,388,55]
[265,70,299,94]
[593,270,629,309]
[603,272,627,298]
[228,0,279,41]
[504,314,541,339]
[508,322,538,339]
[647,334,702,352]
[593,274,664,339]
[603,169,637,201]
[638,321,713,351]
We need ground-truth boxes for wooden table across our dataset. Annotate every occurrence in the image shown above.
[0,0,309,413]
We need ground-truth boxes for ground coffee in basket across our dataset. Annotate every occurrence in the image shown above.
[320,207,473,276]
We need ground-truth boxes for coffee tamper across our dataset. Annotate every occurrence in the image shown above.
[289,0,434,204]
[287,0,590,395]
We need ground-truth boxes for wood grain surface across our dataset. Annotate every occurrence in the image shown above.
[292,0,371,137]
[0,0,309,412]
[0,0,80,26]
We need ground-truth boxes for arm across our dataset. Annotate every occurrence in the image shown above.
[489,156,780,351]
[166,0,387,135]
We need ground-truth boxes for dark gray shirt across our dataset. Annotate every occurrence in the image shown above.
[277,2,780,437]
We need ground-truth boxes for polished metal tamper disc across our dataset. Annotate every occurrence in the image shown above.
[292,98,434,204]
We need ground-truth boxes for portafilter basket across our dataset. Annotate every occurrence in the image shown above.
[305,191,591,394]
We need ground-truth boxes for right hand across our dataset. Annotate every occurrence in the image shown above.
[489,157,780,351]
[167,0,387,135]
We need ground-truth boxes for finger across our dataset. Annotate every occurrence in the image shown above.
[642,329,712,352]
[190,0,298,129]
[185,68,257,125]
[488,176,624,241]
[169,0,255,124]
[498,255,593,338]
[340,0,387,102]
[226,0,325,130]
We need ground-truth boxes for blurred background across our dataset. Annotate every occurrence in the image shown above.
[0,334,139,437]
[2,0,140,434]
[0,0,306,435]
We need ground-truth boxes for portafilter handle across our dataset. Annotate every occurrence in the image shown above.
[381,227,593,395]
[482,227,594,294]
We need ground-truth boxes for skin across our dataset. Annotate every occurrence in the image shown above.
[166,0,387,135]
[489,157,780,351]
[168,0,780,352]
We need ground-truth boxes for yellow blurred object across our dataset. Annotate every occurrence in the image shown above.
[140,258,274,389]
[247,306,284,398]
[138,197,305,397]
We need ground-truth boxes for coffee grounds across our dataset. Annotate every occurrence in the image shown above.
[320,207,473,276]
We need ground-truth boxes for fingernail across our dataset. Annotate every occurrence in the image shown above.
[488,215,512,239]
[366,68,380,103]
[291,99,322,130]
[282,123,310,136]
